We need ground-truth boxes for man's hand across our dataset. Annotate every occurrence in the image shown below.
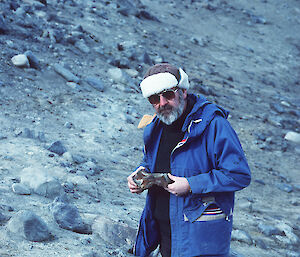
[165,174,191,196]
[127,166,145,194]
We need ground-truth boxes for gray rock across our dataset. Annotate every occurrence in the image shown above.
[258,223,285,236]
[12,183,31,195]
[136,10,160,22]
[51,201,92,234]
[276,183,293,193]
[108,67,135,87]
[72,154,87,164]
[86,77,105,92]
[92,215,136,247]
[22,128,35,139]
[270,103,285,114]
[24,50,41,70]
[0,212,9,224]
[53,64,80,83]
[7,210,52,242]
[117,0,139,16]
[37,132,46,142]
[0,14,8,34]
[231,229,253,245]
[285,131,300,144]
[74,40,90,54]
[141,52,153,65]
[35,180,64,199]
[11,54,30,68]
[254,238,268,249]
[64,122,74,129]
[48,141,67,156]
[276,223,299,245]
[20,167,64,199]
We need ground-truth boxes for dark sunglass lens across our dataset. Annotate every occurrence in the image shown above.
[148,94,160,104]
[162,90,176,100]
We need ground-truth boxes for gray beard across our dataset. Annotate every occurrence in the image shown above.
[157,93,186,125]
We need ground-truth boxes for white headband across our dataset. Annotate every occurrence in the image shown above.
[140,68,190,98]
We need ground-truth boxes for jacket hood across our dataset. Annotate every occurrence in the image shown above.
[182,94,229,137]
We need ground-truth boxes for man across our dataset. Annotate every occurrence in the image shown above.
[127,63,251,257]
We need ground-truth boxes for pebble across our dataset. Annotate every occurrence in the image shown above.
[48,141,67,156]
[51,200,92,234]
[74,40,90,54]
[11,54,30,68]
[22,128,35,139]
[92,215,136,247]
[108,67,130,85]
[276,223,299,244]
[12,183,31,195]
[53,64,80,83]
[7,210,52,242]
[24,50,41,70]
[231,229,253,245]
[270,103,285,114]
[276,183,293,193]
[0,14,8,34]
[141,52,153,65]
[21,167,64,199]
[258,223,284,236]
[284,131,300,144]
[72,154,87,164]
[136,10,160,22]
[85,77,105,92]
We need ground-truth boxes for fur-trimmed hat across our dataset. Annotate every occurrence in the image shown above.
[140,63,190,98]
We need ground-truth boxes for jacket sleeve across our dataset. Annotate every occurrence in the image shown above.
[187,116,251,194]
[138,146,150,171]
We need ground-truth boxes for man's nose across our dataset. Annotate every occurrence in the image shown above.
[159,94,168,106]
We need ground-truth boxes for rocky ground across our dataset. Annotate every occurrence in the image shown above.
[0,0,300,256]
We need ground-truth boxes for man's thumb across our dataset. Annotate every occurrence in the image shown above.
[168,173,175,180]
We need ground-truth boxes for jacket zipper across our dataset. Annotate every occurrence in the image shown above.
[171,118,203,156]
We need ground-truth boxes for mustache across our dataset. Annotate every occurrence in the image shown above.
[158,105,173,112]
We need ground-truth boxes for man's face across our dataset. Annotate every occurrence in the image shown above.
[151,89,187,125]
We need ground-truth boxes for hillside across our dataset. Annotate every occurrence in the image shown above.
[0,0,299,256]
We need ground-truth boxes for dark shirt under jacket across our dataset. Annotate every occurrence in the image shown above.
[151,97,194,256]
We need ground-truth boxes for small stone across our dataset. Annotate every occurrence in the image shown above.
[270,103,285,114]
[51,201,92,234]
[7,210,52,242]
[12,183,31,195]
[48,141,67,156]
[24,50,41,70]
[108,68,129,84]
[284,131,300,144]
[22,128,35,139]
[86,77,105,92]
[53,64,80,83]
[0,213,8,224]
[64,122,74,129]
[74,40,90,54]
[276,183,293,193]
[258,223,284,236]
[231,229,253,245]
[0,14,8,34]
[72,154,87,164]
[11,54,30,68]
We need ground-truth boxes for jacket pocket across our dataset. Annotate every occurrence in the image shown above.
[183,196,225,222]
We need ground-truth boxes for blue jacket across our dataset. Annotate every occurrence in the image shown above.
[134,94,251,257]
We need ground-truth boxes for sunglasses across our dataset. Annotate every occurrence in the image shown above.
[148,87,179,105]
